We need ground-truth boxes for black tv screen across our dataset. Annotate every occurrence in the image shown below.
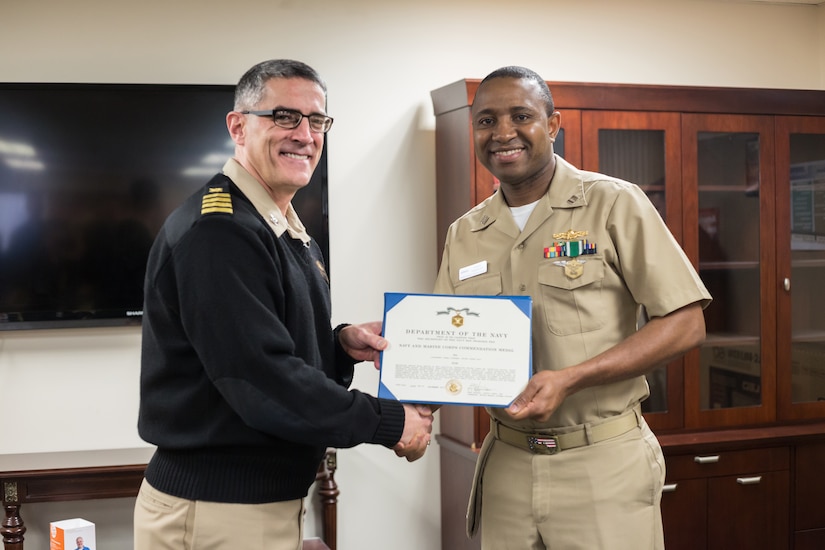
[0,83,329,330]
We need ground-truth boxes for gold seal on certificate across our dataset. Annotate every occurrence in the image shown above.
[446,379,463,395]
[378,293,532,407]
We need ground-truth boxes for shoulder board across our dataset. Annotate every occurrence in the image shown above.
[201,186,233,215]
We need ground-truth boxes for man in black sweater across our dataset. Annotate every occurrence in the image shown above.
[134,59,433,550]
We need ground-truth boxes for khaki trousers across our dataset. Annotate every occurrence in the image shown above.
[133,479,304,550]
[479,418,666,550]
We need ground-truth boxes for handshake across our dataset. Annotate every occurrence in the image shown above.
[392,403,435,462]
[336,322,435,462]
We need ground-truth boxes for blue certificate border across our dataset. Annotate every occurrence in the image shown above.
[378,292,532,406]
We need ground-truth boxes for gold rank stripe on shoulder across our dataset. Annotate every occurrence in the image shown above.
[201,188,233,215]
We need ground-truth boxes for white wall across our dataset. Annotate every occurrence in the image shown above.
[819,2,825,81]
[1,0,823,548]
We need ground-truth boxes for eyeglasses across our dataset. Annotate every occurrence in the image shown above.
[240,108,334,133]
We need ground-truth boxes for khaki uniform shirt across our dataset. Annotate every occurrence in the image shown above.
[223,158,311,244]
[434,156,711,430]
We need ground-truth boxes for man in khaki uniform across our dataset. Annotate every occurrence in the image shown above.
[434,66,711,550]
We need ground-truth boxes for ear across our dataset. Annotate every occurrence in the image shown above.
[226,111,246,145]
[547,111,561,141]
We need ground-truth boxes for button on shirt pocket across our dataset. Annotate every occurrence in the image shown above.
[454,272,502,296]
[538,257,606,335]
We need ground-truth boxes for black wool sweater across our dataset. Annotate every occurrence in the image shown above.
[138,174,404,503]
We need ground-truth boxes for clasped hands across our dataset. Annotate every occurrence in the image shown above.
[393,403,434,462]
[338,322,434,462]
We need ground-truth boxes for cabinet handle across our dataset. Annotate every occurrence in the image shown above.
[736,476,762,485]
[694,455,720,464]
[784,278,791,292]
[663,483,678,493]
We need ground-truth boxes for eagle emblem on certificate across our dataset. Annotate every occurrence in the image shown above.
[435,306,479,327]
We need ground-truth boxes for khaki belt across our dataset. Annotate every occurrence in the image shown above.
[492,408,641,455]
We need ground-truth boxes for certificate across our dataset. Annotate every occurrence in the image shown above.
[378,293,532,407]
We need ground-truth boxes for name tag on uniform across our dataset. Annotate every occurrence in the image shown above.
[459,260,488,281]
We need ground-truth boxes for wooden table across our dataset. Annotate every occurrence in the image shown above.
[1,447,338,550]
[1,448,153,550]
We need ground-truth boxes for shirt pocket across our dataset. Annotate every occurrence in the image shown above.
[453,272,502,296]
[537,257,606,336]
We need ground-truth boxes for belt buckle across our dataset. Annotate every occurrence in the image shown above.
[528,435,559,455]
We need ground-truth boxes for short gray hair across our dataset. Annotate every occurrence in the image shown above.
[233,59,327,111]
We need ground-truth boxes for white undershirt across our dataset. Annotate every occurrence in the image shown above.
[509,199,540,231]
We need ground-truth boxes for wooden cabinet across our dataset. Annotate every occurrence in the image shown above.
[656,427,825,550]
[580,109,685,431]
[793,441,825,549]
[431,79,825,549]
[680,113,779,430]
[775,117,825,423]
[661,446,790,550]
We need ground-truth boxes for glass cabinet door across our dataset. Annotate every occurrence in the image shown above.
[682,114,776,429]
[775,116,825,421]
[581,111,682,430]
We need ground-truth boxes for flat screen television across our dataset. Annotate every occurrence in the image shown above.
[0,83,329,330]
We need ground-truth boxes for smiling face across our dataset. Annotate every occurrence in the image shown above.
[471,76,560,203]
[227,77,326,206]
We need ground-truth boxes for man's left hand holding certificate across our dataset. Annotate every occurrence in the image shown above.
[378,293,532,407]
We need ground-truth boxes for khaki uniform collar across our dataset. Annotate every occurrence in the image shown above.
[467,155,588,234]
[222,159,311,244]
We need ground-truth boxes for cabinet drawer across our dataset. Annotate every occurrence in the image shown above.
[665,446,789,480]
[795,528,825,550]
[796,442,825,531]
[708,470,790,550]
